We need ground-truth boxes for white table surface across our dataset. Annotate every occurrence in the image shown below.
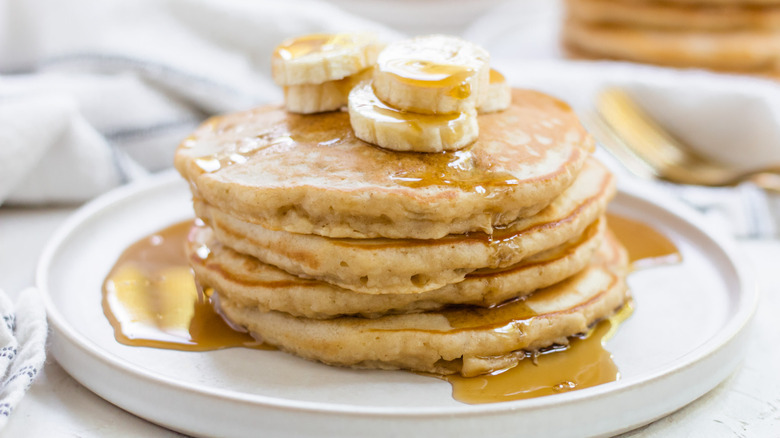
[1,202,779,438]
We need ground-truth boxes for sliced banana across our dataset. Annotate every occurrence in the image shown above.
[373,35,490,115]
[478,69,512,114]
[284,68,373,114]
[272,33,383,86]
[348,82,478,152]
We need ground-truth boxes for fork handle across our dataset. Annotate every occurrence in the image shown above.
[747,172,780,194]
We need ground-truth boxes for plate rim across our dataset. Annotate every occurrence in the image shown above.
[36,170,758,419]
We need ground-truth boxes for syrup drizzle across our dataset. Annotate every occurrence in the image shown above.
[274,34,355,60]
[387,148,520,191]
[352,82,467,133]
[489,69,505,84]
[384,59,476,100]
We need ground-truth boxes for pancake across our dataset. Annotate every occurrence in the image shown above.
[174,88,594,240]
[618,0,780,4]
[187,218,605,319]
[216,231,630,377]
[563,19,780,71]
[566,0,780,31]
[195,157,615,294]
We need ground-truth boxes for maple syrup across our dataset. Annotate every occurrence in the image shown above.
[102,220,270,351]
[273,34,354,60]
[387,147,521,191]
[363,82,466,128]
[607,213,681,268]
[442,302,633,403]
[489,69,505,84]
[384,59,476,101]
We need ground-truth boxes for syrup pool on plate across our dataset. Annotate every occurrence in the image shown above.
[442,301,633,403]
[102,220,270,351]
[101,214,679,403]
[607,213,682,268]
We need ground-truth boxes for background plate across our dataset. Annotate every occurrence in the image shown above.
[37,171,756,438]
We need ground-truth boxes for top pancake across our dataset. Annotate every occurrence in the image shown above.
[175,88,593,239]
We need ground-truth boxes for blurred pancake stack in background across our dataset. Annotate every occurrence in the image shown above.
[562,0,780,75]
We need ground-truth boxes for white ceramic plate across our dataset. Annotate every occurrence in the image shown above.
[37,171,756,438]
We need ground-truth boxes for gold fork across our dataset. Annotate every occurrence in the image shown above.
[584,88,780,193]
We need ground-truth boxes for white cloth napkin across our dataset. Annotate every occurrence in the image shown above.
[0,288,47,430]
[0,0,401,205]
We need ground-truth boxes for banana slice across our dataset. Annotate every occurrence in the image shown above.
[285,68,373,114]
[373,35,490,114]
[272,33,383,86]
[478,69,512,114]
[348,81,478,152]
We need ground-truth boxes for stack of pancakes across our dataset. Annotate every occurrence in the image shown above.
[563,0,780,74]
[175,71,629,378]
